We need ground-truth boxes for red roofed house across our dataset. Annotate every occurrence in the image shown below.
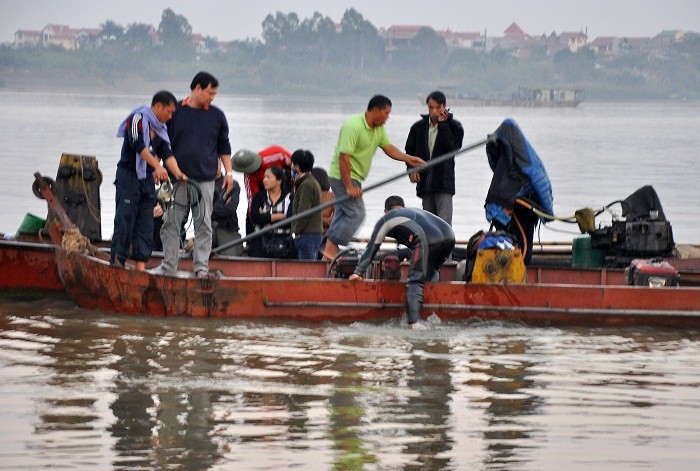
[558,31,588,52]
[42,24,81,49]
[440,29,483,49]
[504,22,528,40]
[587,36,618,56]
[14,29,42,47]
[381,25,431,52]
[191,33,207,53]
[76,28,103,49]
[619,37,652,55]
[497,22,530,52]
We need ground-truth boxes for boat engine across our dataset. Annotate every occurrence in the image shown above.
[590,186,675,266]
[591,219,674,255]
[462,230,527,283]
[471,247,527,284]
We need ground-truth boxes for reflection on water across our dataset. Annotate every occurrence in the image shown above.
[1,293,699,470]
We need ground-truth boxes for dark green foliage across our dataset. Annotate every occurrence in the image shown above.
[1,9,698,99]
[158,8,195,58]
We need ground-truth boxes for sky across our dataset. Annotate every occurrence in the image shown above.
[2,0,698,44]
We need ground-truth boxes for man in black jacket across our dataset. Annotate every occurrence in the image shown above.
[211,163,242,256]
[405,90,464,226]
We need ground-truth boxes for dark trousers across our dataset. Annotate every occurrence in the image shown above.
[111,167,156,265]
[405,237,455,323]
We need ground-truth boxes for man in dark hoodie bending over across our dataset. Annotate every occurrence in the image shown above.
[349,196,455,329]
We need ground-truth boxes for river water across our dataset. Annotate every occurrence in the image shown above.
[0,91,698,242]
[1,92,699,469]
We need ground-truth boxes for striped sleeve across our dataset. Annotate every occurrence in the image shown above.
[129,113,146,154]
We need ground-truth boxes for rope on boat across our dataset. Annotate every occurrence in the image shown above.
[515,198,609,235]
[516,197,627,230]
[325,247,360,278]
[77,155,103,225]
[61,227,98,256]
[516,198,588,223]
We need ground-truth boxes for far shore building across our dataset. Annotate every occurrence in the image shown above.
[381,24,425,56]
[11,22,187,50]
[440,29,487,50]
[380,21,589,58]
[587,36,618,56]
[654,29,685,47]
[13,29,42,47]
[380,24,488,58]
[14,24,100,49]
[557,31,588,52]
[42,24,81,49]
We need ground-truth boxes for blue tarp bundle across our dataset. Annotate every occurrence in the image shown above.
[484,118,554,226]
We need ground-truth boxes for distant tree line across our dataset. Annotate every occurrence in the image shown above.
[1,8,699,99]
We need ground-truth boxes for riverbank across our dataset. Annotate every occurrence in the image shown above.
[1,70,191,96]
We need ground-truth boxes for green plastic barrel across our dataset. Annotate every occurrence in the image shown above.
[571,236,606,268]
[18,213,46,233]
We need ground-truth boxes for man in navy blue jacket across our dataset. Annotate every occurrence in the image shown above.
[111,90,185,270]
[153,72,233,278]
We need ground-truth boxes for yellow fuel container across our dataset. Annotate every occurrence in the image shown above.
[471,248,527,284]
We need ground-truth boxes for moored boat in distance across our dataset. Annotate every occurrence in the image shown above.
[420,87,584,107]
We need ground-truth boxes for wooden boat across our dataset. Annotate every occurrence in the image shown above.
[4,230,700,293]
[6,171,700,299]
[1,154,105,291]
[14,171,700,328]
[54,246,700,328]
[0,232,125,291]
[0,237,155,291]
[0,238,63,291]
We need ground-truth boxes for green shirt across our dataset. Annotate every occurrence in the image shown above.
[328,113,391,182]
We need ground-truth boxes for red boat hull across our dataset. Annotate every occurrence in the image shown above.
[55,248,700,328]
[3,237,700,294]
[0,240,62,291]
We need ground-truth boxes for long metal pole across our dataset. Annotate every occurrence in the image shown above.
[212,136,490,254]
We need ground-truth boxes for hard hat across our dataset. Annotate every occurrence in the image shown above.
[232,149,262,174]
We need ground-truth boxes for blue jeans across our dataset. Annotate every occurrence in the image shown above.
[326,178,365,246]
[295,233,323,260]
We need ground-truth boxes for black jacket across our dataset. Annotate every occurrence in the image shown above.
[405,113,464,197]
[212,177,240,231]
